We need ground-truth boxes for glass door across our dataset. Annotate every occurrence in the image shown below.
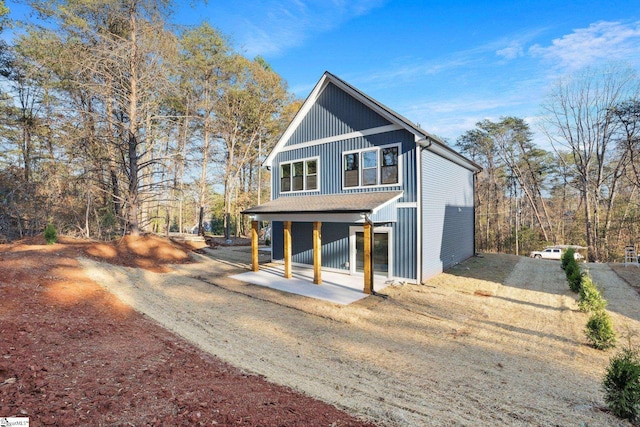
[355,231,389,274]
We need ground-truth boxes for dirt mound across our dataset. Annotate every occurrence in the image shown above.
[84,234,192,272]
[0,238,375,426]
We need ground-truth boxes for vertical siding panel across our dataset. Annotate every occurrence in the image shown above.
[393,209,417,280]
[287,83,392,146]
[421,150,475,280]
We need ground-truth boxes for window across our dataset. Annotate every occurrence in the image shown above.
[343,144,400,189]
[361,150,377,186]
[280,157,319,193]
[381,146,399,184]
[280,164,291,192]
[344,153,359,188]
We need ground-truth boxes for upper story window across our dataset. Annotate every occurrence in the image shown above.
[343,143,400,189]
[280,157,319,193]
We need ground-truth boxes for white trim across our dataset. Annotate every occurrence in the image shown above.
[348,225,393,278]
[417,139,481,173]
[253,212,365,223]
[278,156,320,195]
[327,76,428,140]
[264,76,331,168]
[276,124,403,155]
[264,72,430,169]
[342,142,402,190]
[371,191,404,215]
[415,134,423,283]
[397,202,417,208]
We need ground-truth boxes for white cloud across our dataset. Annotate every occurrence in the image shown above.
[529,20,640,71]
[496,43,524,60]
[233,0,387,57]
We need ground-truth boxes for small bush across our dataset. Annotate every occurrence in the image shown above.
[603,346,640,421]
[562,248,575,270]
[579,273,607,313]
[585,310,616,350]
[567,264,583,293]
[44,223,57,245]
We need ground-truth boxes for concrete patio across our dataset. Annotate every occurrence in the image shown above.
[230,264,392,305]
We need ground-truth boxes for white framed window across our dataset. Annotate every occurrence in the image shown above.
[280,157,320,193]
[343,143,401,189]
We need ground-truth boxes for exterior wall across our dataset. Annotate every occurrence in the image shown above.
[393,207,417,279]
[268,79,423,281]
[272,130,417,203]
[286,82,391,146]
[271,218,417,280]
[271,221,352,272]
[421,150,475,281]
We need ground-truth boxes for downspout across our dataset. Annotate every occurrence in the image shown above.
[416,138,433,284]
[473,169,481,256]
[364,213,375,295]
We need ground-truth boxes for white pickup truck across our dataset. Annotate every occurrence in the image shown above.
[530,246,584,260]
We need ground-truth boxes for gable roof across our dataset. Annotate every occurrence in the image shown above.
[264,71,480,173]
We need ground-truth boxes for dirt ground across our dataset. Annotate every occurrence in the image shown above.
[0,235,375,426]
[3,236,640,426]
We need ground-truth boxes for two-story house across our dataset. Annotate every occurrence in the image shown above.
[243,71,481,293]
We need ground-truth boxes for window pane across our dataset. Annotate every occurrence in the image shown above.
[306,160,317,175]
[344,153,358,171]
[281,177,291,191]
[292,176,303,191]
[381,165,398,184]
[362,168,377,186]
[363,150,377,168]
[293,161,304,176]
[345,170,359,187]
[344,153,359,187]
[281,163,291,178]
[382,147,398,166]
[306,175,317,190]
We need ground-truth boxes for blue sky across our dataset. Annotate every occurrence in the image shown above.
[7,0,640,146]
[173,0,640,146]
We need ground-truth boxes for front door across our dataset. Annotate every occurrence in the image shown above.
[350,226,391,277]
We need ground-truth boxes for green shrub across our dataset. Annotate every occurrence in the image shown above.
[44,223,57,245]
[585,310,616,350]
[567,263,583,293]
[562,248,575,270]
[579,273,607,313]
[603,346,640,421]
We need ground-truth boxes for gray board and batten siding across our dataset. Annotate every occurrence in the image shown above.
[421,148,476,280]
[255,72,481,284]
[272,82,417,203]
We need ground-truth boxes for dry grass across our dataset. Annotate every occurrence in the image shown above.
[83,250,640,426]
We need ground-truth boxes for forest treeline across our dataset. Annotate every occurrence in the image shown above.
[0,1,638,262]
[0,0,295,241]
[458,66,640,262]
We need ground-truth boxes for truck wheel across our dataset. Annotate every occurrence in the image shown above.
[534,254,541,259]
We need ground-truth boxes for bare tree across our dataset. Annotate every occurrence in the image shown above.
[540,65,640,261]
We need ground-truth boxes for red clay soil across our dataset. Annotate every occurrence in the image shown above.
[0,235,376,426]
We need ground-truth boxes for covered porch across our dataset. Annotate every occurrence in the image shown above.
[242,191,402,294]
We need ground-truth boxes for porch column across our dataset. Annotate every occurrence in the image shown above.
[283,221,292,279]
[313,221,322,285]
[251,220,259,272]
[363,221,373,294]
